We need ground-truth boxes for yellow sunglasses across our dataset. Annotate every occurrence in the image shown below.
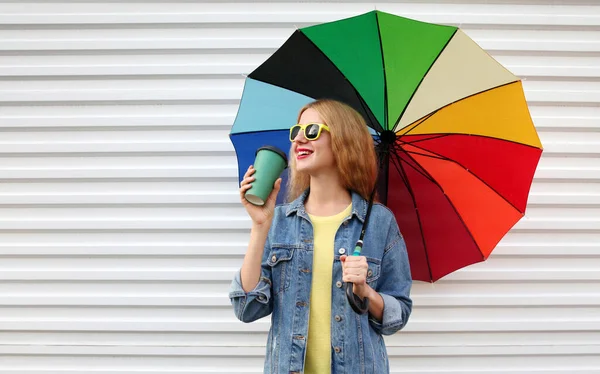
[289,123,330,141]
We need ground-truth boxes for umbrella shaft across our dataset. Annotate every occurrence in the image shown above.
[352,241,363,256]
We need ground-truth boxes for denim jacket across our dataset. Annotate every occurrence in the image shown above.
[229,189,413,374]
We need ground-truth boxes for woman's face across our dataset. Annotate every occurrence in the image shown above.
[291,108,336,176]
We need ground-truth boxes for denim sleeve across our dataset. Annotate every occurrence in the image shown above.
[228,233,274,323]
[368,218,413,335]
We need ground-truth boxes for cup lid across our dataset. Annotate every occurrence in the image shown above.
[256,145,288,168]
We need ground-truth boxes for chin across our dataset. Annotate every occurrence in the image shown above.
[294,160,331,175]
[293,162,312,173]
[295,165,312,174]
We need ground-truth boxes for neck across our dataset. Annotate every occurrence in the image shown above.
[305,172,351,216]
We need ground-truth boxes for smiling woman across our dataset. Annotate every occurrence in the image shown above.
[287,100,379,205]
[230,99,413,374]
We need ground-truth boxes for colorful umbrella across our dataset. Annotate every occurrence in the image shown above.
[230,10,543,285]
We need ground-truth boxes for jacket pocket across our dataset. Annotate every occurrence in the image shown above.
[267,245,296,295]
[365,256,381,286]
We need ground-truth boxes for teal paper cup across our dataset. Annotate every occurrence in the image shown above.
[245,146,288,206]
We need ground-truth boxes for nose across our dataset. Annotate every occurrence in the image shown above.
[292,129,307,143]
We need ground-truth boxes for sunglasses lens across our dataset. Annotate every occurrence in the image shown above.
[290,126,300,140]
[305,124,320,140]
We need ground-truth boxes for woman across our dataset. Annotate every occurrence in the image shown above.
[229,99,413,374]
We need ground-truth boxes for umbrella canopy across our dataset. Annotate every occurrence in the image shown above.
[230,10,543,282]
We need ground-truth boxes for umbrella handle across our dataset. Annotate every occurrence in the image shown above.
[345,242,370,315]
[345,282,370,315]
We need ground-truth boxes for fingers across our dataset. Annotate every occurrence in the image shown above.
[342,255,368,284]
[239,166,256,202]
[343,274,367,285]
[240,166,255,188]
[343,271,367,285]
[239,181,254,202]
[343,256,367,268]
[265,178,282,206]
[242,165,255,180]
[240,182,253,194]
[343,266,368,276]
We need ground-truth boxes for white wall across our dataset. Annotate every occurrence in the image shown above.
[0,1,599,373]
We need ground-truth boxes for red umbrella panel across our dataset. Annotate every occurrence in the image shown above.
[388,81,542,281]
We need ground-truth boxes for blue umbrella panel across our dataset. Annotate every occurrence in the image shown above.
[230,78,315,205]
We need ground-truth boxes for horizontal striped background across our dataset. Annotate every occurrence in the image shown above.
[0,1,599,373]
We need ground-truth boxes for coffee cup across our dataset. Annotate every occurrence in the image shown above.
[244,145,288,206]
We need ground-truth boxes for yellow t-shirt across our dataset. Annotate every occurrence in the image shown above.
[304,203,352,374]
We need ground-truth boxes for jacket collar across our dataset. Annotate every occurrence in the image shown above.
[285,188,368,223]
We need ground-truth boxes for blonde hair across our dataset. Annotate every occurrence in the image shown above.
[287,99,379,202]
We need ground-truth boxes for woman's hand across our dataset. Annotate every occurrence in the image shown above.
[340,254,370,299]
[239,165,282,227]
